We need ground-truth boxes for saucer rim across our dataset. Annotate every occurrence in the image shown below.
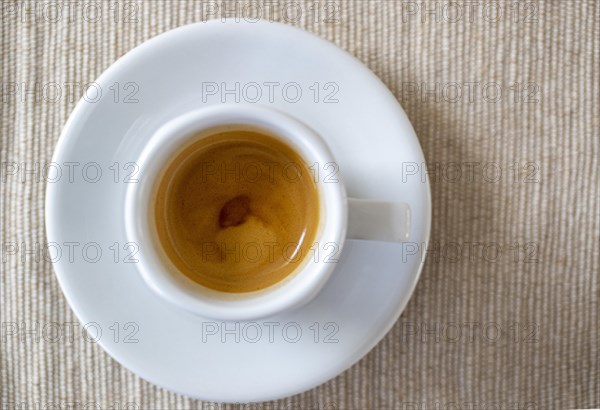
[45,19,432,402]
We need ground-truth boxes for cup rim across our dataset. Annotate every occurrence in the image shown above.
[124,104,347,320]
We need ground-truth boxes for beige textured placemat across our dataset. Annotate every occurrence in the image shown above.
[1,1,598,409]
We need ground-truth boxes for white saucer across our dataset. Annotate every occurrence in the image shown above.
[46,20,431,402]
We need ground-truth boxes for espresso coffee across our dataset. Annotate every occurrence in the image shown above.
[154,130,320,293]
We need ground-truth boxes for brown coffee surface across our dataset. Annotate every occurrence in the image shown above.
[154,130,320,293]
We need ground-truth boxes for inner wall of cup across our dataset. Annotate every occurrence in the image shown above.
[146,123,330,300]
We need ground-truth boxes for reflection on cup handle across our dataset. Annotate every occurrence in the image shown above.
[347,198,410,242]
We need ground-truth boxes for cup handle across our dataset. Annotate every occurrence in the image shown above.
[347,198,410,242]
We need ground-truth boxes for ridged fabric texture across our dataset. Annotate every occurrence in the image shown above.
[1,1,598,408]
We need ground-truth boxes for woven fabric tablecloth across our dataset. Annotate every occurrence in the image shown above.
[1,1,598,409]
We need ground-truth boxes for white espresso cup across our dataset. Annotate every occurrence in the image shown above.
[125,104,410,321]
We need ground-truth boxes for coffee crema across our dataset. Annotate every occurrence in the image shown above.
[154,130,320,293]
